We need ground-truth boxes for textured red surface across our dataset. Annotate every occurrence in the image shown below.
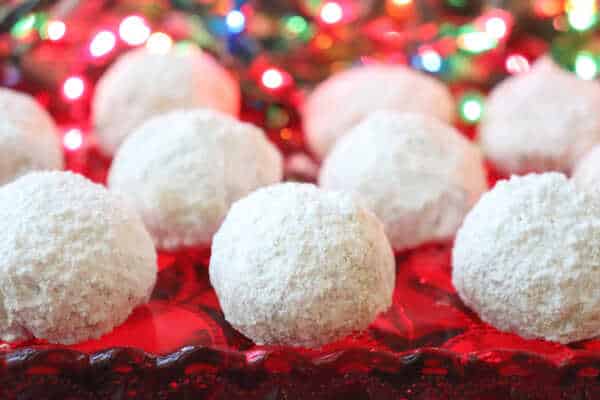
[0,147,599,399]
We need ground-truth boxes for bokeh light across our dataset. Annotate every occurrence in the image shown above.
[285,15,311,40]
[534,0,563,17]
[457,29,496,54]
[420,49,443,73]
[566,0,598,31]
[11,14,36,39]
[387,0,413,18]
[226,10,246,33]
[119,15,151,45]
[459,93,484,124]
[63,129,83,151]
[505,54,530,74]
[90,31,116,57]
[575,52,598,80]
[314,33,333,49]
[2,65,21,87]
[146,32,173,54]
[320,2,343,24]
[62,77,85,100]
[46,20,66,41]
[262,68,284,89]
[568,11,597,30]
[485,17,507,39]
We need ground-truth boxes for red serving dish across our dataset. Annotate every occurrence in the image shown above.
[1,147,599,400]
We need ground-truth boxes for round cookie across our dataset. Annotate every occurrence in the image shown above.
[93,46,240,155]
[108,109,283,250]
[209,183,395,347]
[453,173,600,343]
[479,58,600,175]
[320,111,487,251]
[0,88,63,185]
[0,171,156,345]
[303,64,454,159]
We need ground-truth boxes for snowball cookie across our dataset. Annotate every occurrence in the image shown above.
[573,145,600,196]
[0,171,156,345]
[303,64,454,159]
[0,88,63,185]
[93,46,240,155]
[479,58,600,175]
[319,111,487,251]
[108,109,283,250]
[209,183,395,347]
[453,173,600,344]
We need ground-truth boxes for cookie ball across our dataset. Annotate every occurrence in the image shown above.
[303,64,454,159]
[572,144,600,196]
[479,58,600,175]
[453,173,600,343]
[108,109,283,250]
[0,171,156,345]
[0,88,63,185]
[320,111,487,251]
[93,47,240,155]
[209,183,395,347]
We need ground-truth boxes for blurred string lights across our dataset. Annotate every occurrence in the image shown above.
[62,76,85,101]
[566,0,598,31]
[89,31,116,58]
[574,51,598,79]
[63,128,83,151]
[262,68,285,89]
[225,10,246,33]
[320,2,344,24]
[505,54,531,74]
[0,0,600,151]
[119,15,151,46]
[46,20,66,41]
[459,92,485,124]
[146,32,174,54]
[3,7,161,151]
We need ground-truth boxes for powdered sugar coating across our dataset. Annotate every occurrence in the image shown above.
[453,173,600,343]
[572,145,600,196]
[0,171,156,345]
[209,183,395,347]
[108,109,283,250]
[303,64,454,159]
[0,88,63,185]
[320,111,487,251]
[93,47,240,155]
[479,59,600,175]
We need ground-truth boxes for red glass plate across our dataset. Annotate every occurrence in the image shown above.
[1,149,599,399]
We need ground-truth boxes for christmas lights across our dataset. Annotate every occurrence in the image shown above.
[0,0,598,156]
